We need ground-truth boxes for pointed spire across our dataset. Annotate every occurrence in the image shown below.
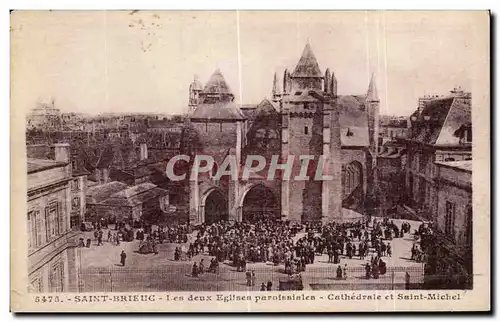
[324,68,331,93]
[366,73,379,102]
[272,72,278,95]
[283,69,290,94]
[203,69,232,94]
[291,43,323,78]
[331,72,338,97]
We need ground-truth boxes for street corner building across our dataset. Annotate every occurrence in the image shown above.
[186,43,380,226]
[27,144,82,293]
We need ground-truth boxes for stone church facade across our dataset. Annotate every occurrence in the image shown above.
[187,43,379,225]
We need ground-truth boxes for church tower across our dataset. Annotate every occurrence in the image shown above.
[365,73,380,218]
[280,43,342,223]
[188,69,245,225]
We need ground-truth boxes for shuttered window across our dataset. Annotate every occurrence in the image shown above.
[49,260,64,293]
[445,201,456,238]
[28,210,42,250]
[45,201,59,241]
[58,201,65,235]
[29,274,43,293]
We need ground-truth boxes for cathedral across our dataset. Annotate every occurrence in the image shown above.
[186,43,380,225]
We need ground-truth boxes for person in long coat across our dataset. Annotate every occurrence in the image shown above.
[246,271,252,286]
[372,264,380,279]
[192,263,198,277]
[365,263,371,279]
[120,250,126,266]
[379,259,387,275]
[336,265,343,280]
[333,249,339,264]
[266,280,273,291]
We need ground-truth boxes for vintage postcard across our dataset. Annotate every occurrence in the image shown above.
[10,10,490,312]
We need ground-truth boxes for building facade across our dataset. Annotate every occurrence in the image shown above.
[27,153,80,293]
[423,160,473,289]
[401,88,472,220]
[378,115,409,147]
[376,143,407,217]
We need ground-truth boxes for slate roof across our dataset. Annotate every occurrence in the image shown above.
[86,181,128,204]
[410,97,470,146]
[340,126,369,147]
[291,43,323,78]
[411,98,454,143]
[255,99,279,115]
[338,95,369,128]
[108,182,157,199]
[202,69,232,94]
[26,144,52,160]
[27,158,67,174]
[378,148,406,158]
[239,106,258,120]
[436,160,472,172]
[103,185,168,207]
[190,102,246,121]
[435,99,471,146]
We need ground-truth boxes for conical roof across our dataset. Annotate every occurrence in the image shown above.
[190,101,246,121]
[366,73,379,102]
[291,43,323,78]
[202,69,233,94]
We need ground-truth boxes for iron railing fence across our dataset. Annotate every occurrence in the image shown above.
[77,265,437,293]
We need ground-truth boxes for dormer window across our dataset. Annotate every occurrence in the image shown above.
[454,124,472,144]
[465,129,472,143]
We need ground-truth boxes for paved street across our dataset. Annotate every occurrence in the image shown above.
[77,218,425,292]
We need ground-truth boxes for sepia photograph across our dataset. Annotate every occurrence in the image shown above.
[9,10,490,312]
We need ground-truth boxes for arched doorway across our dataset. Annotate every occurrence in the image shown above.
[242,184,280,223]
[204,189,228,224]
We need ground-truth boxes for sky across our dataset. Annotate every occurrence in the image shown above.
[10,10,487,116]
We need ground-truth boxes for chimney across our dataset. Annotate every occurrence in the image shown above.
[54,143,70,163]
[103,168,110,183]
[95,168,102,184]
[140,143,148,160]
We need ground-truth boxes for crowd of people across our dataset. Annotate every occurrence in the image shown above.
[81,215,430,287]
[179,217,418,281]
